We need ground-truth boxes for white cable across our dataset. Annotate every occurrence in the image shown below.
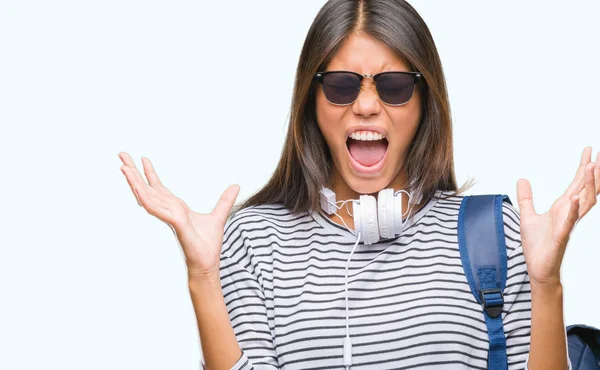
[322,188,414,368]
[394,189,413,218]
[343,231,361,369]
[328,198,356,218]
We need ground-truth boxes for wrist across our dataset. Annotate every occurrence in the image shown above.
[187,260,220,280]
[530,278,563,296]
[188,269,221,288]
[529,274,562,291]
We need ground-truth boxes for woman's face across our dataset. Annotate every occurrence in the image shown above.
[316,32,422,197]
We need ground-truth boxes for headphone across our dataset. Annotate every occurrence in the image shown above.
[319,186,418,245]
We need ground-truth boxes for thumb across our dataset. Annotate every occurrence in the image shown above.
[517,178,537,217]
[211,184,241,226]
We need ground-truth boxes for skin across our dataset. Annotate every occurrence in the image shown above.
[315,31,425,230]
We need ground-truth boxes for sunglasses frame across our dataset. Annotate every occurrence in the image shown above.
[313,70,423,106]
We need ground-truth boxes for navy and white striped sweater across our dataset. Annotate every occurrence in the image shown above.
[207,190,544,369]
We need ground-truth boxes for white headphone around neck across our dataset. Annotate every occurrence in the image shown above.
[318,185,422,368]
[319,186,419,245]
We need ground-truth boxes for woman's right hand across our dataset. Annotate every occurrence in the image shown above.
[118,152,240,279]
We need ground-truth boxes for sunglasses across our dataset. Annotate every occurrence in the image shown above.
[313,70,422,106]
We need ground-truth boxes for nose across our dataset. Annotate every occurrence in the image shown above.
[352,80,381,118]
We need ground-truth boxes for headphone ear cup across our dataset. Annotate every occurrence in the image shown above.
[358,194,379,245]
[377,188,395,239]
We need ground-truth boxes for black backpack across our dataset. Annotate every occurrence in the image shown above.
[457,194,600,370]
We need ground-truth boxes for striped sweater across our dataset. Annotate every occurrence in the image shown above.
[206,190,547,369]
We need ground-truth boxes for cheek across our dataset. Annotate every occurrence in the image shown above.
[315,89,345,147]
[391,112,420,147]
[389,97,422,151]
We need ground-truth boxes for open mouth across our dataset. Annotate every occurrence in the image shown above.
[346,134,389,171]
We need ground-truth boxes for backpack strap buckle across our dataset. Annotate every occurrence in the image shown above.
[479,287,504,318]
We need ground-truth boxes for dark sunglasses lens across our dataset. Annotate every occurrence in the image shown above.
[322,72,361,105]
[376,73,416,105]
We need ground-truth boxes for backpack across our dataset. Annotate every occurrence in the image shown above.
[457,194,600,370]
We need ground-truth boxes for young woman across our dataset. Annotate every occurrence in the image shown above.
[119,1,599,369]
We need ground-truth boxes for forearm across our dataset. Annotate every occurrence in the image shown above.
[188,275,242,370]
[527,281,568,370]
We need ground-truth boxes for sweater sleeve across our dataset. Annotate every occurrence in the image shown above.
[200,211,279,370]
[201,351,251,370]
[500,202,571,370]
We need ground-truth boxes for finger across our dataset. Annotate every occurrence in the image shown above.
[134,185,173,220]
[559,194,581,240]
[118,152,149,185]
[211,184,241,226]
[120,154,179,222]
[122,164,166,209]
[140,157,188,212]
[564,146,592,197]
[578,162,597,218]
[517,178,537,217]
[141,156,168,190]
[118,151,137,169]
[580,146,592,165]
[594,151,600,195]
[120,165,142,207]
[131,175,170,210]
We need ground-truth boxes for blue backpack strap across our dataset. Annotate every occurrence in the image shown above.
[458,194,512,370]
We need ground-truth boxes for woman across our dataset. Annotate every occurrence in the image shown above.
[118,0,599,369]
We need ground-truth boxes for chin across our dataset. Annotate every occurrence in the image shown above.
[344,168,397,196]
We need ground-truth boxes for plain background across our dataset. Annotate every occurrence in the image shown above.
[1,1,599,369]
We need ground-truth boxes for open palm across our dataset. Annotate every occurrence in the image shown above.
[517,147,600,286]
[118,152,240,277]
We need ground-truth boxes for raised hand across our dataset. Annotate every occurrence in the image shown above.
[118,152,240,278]
[516,146,600,286]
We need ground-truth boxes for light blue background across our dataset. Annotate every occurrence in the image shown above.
[0,1,598,369]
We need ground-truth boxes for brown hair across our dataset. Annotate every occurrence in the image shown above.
[230,0,474,219]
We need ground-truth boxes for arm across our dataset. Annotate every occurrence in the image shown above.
[501,245,570,370]
[117,158,253,369]
[191,213,280,370]
[512,149,600,368]
[527,281,569,370]
[189,274,245,370]
[500,202,571,370]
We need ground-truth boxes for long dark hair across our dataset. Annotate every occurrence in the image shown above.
[231,0,474,219]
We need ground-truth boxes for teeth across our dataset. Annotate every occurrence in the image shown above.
[349,131,385,141]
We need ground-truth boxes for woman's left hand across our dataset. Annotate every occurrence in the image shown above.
[516,146,600,287]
